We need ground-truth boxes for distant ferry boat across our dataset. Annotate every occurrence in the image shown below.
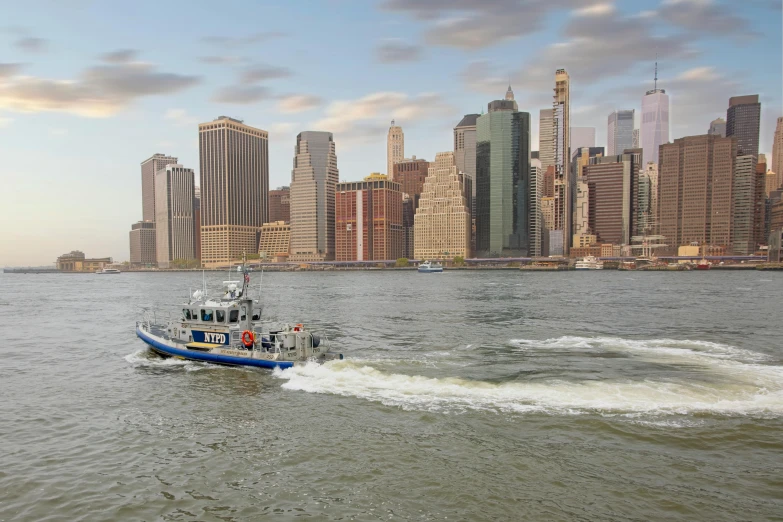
[96,268,121,274]
[418,261,443,273]
[575,256,604,270]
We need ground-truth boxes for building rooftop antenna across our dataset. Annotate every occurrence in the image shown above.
[654,52,658,91]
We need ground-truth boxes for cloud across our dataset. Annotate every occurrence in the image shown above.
[240,64,292,83]
[100,49,138,64]
[0,117,12,128]
[573,3,615,16]
[657,0,757,38]
[211,85,271,104]
[277,95,324,114]
[164,108,200,126]
[202,32,285,47]
[0,62,200,117]
[198,55,243,65]
[14,37,47,53]
[311,91,454,145]
[375,39,423,63]
[266,122,297,142]
[0,63,24,78]
[381,0,585,49]
[461,8,697,100]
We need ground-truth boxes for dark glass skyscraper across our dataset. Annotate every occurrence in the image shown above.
[475,87,531,257]
[726,94,761,159]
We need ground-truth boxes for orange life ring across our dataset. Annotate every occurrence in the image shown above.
[241,330,255,347]
[293,323,303,332]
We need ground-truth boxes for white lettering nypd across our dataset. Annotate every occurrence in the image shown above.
[202,332,227,344]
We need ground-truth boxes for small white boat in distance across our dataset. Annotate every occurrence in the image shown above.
[96,268,121,274]
[418,261,444,273]
[575,256,604,270]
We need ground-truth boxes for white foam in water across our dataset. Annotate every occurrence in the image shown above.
[125,349,213,372]
[272,337,783,417]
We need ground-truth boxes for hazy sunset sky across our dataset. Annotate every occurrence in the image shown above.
[1,0,781,266]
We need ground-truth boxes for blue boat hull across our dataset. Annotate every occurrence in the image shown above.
[136,326,294,369]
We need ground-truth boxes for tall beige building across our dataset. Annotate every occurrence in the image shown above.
[539,109,555,173]
[553,69,571,255]
[199,116,269,268]
[414,152,470,259]
[289,131,339,261]
[141,153,178,222]
[387,121,404,179]
[773,117,783,190]
[155,164,196,268]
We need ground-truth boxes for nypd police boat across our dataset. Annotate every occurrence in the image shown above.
[135,262,342,369]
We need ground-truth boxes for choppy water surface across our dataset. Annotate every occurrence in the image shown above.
[1,270,782,521]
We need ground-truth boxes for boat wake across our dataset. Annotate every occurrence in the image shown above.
[272,337,783,418]
[124,348,238,372]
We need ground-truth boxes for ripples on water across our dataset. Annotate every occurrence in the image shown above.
[1,271,782,521]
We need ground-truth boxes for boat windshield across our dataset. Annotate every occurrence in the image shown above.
[201,309,214,322]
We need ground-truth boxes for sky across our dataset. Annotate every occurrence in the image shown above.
[1,0,781,266]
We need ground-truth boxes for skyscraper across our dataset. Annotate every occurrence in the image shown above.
[141,153,178,222]
[414,152,471,260]
[155,164,196,268]
[726,95,761,159]
[199,116,268,267]
[583,151,642,246]
[639,162,659,234]
[193,186,201,263]
[476,87,531,257]
[539,108,555,172]
[570,127,596,151]
[553,69,571,255]
[387,121,404,179]
[529,161,544,257]
[607,110,635,156]
[773,117,783,187]
[454,114,479,208]
[289,131,339,261]
[658,135,736,254]
[268,186,291,223]
[641,63,669,166]
[709,117,726,137]
[732,155,757,254]
[336,174,403,261]
[129,221,156,267]
[632,129,640,149]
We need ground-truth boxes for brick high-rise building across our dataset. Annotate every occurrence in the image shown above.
[290,131,339,262]
[155,164,196,268]
[393,157,429,207]
[582,151,642,246]
[199,116,269,267]
[268,186,291,223]
[414,152,471,260]
[335,174,403,261]
[658,135,736,254]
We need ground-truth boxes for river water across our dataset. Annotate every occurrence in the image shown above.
[1,270,782,521]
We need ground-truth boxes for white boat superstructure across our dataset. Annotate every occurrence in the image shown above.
[418,261,444,273]
[96,268,121,274]
[575,256,604,270]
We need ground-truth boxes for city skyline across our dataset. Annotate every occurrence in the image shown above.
[1,0,782,266]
